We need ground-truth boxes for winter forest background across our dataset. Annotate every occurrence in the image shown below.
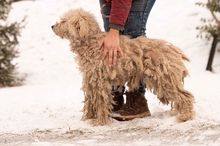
[0,0,220,145]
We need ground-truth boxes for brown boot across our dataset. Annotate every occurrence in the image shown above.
[112,91,124,112]
[111,91,151,121]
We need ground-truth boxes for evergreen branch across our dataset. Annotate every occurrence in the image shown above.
[207,0,220,34]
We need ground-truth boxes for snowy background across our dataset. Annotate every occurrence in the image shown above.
[1,0,220,145]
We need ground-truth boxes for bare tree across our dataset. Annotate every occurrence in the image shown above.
[196,0,220,71]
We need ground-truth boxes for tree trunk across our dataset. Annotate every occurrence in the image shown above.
[13,0,35,2]
[206,34,219,71]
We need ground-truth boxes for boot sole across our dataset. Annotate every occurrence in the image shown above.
[111,111,151,121]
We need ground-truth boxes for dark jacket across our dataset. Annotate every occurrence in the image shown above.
[104,0,133,31]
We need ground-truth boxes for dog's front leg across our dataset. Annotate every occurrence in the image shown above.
[81,70,114,126]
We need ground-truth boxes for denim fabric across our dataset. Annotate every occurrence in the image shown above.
[99,0,155,37]
[99,0,156,95]
[99,0,111,32]
[123,0,156,38]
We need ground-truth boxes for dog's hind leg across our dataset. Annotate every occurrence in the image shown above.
[172,87,195,122]
[142,62,195,122]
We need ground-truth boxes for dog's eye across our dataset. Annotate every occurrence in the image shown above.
[60,20,66,23]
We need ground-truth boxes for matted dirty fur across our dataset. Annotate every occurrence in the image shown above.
[52,8,195,126]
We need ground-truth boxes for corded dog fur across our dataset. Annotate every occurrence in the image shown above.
[52,8,195,126]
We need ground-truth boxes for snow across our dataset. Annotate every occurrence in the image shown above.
[1,0,220,145]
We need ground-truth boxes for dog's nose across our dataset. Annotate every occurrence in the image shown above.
[51,25,54,29]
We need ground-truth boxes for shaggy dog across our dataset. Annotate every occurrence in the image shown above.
[52,8,195,126]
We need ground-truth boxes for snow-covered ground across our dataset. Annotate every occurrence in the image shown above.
[1,0,220,145]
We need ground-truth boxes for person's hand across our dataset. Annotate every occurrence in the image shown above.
[98,28,124,66]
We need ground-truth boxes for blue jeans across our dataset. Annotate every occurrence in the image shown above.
[99,0,156,94]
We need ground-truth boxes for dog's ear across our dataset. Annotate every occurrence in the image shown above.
[78,18,90,38]
[68,15,89,38]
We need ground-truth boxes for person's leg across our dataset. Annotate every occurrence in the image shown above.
[112,0,155,120]
[122,0,155,95]
[99,0,156,117]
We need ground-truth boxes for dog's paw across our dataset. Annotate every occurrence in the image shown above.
[177,111,195,122]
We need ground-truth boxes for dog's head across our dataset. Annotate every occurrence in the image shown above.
[52,8,101,40]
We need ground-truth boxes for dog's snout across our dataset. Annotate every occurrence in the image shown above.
[51,25,54,29]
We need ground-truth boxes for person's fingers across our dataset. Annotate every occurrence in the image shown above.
[108,50,113,66]
[118,47,124,58]
[113,49,117,66]
[98,39,104,50]
[102,49,108,61]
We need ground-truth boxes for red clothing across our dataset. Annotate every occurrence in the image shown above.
[103,0,133,30]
